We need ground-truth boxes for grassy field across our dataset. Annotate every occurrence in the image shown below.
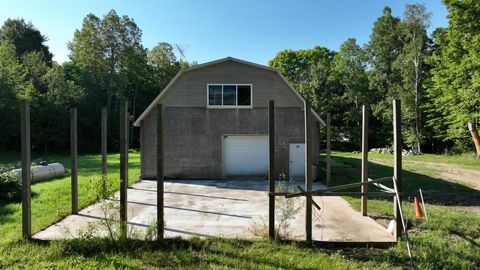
[0,151,479,269]
[0,151,141,243]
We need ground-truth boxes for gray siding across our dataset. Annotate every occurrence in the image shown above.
[161,61,303,108]
[141,107,320,180]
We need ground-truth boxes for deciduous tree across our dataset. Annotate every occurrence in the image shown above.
[0,18,53,64]
[395,3,431,153]
[429,0,480,158]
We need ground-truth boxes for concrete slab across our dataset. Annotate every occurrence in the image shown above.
[33,180,395,243]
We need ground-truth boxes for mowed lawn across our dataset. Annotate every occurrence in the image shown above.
[0,151,141,242]
[0,151,479,269]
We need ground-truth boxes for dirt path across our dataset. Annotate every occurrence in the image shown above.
[369,158,480,191]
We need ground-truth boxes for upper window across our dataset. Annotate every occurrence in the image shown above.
[208,84,252,107]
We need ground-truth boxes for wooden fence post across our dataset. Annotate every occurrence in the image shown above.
[157,104,164,240]
[393,100,402,239]
[21,100,31,239]
[119,100,129,236]
[305,101,313,245]
[268,100,275,239]
[361,105,369,216]
[326,113,331,186]
[71,107,78,214]
[101,107,107,196]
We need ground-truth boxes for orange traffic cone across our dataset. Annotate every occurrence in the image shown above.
[414,197,425,220]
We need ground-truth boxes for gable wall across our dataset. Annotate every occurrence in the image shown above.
[160,61,303,108]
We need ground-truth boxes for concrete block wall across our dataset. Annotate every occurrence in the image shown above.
[140,107,320,180]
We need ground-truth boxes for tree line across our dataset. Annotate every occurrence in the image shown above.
[269,1,480,158]
[0,1,479,158]
[0,10,192,153]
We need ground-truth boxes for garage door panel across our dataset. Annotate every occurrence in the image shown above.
[224,135,268,179]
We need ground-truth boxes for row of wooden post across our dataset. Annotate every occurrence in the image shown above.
[267,100,316,244]
[360,101,403,238]
[143,100,372,243]
[267,99,403,243]
[21,100,131,239]
[21,98,401,242]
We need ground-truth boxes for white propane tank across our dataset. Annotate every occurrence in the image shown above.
[14,163,66,183]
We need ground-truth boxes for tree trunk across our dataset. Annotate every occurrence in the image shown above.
[468,122,480,159]
[107,49,115,112]
[414,55,422,154]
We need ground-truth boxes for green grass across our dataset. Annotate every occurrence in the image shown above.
[0,151,479,269]
[0,151,140,243]
[339,151,480,170]
[323,151,478,197]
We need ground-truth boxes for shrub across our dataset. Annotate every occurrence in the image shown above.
[275,181,303,239]
[0,171,21,203]
[249,181,303,240]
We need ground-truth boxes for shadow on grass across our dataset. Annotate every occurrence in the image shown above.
[319,155,480,206]
[0,203,17,225]
[14,237,449,269]
[16,238,314,269]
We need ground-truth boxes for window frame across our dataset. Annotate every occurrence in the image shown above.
[207,84,253,108]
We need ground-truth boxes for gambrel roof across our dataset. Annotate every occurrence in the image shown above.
[133,57,325,127]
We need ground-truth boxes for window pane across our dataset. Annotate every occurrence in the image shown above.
[237,85,251,106]
[223,85,236,105]
[208,85,222,105]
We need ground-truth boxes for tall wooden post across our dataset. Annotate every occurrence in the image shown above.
[21,101,31,239]
[119,100,129,235]
[268,100,275,239]
[101,107,107,197]
[157,104,164,240]
[393,100,402,239]
[304,102,313,245]
[70,108,78,214]
[326,113,331,186]
[361,105,369,216]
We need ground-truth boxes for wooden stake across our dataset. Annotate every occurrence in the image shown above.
[268,100,275,239]
[326,113,331,186]
[70,107,78,214]
[419,188,428,221]
[393,177,412,258]
[21,100,31,239]
[361,105,368,216]
[119,100,129,236]
[157,104,164,240]
[304,101,313,245]
[393,99,402,239]
[101,107,107,197]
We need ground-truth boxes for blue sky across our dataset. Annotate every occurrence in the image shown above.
[1,1,448,65]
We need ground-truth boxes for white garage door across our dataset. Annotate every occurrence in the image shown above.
[223,135,269,179]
